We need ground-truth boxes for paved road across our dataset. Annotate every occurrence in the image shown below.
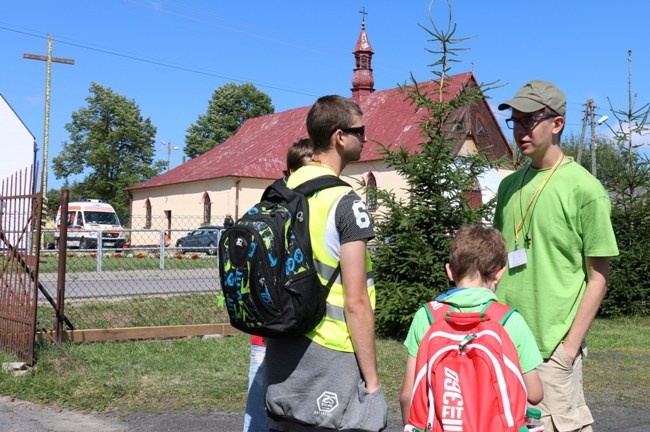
[38,268,220,300]
[1,395,648,432]
[0,396,243,432]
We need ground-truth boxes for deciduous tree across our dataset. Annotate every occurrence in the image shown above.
[52,82,165,222]
[184,82,274,158]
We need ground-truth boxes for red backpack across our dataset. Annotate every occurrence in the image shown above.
[406,300,528,432]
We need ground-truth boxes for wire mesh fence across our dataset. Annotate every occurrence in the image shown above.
[37,225,230,331]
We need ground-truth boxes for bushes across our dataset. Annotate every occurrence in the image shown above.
[602,179,650,317]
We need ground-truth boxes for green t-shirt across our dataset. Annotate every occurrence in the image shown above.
[494,159,619,358]
[403,288,543,374]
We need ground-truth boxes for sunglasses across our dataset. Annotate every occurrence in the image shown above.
[334,125,366,137]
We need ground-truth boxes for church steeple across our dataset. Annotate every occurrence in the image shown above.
[351,7,375,101]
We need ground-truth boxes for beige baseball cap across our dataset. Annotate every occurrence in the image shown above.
[498,80,566,116]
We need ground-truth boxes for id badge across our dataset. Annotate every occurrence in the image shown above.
[508,248,528,269]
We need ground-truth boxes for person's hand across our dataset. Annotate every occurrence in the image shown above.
[561,341,578,363]
[365,380,381,393]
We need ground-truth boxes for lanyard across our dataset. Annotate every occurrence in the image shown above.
[512,155,564,247]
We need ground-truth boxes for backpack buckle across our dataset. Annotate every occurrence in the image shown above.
[458,333,477,351]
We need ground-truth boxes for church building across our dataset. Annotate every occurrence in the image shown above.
[126,20,512,241]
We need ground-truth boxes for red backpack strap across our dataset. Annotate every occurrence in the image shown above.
[424,301,451,324]
[482,300,517,326]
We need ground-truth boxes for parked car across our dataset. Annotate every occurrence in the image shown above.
[175,226,224,255]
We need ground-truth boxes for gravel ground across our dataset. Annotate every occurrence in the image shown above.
[0,395,647,432]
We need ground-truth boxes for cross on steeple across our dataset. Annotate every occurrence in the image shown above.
[359,6,368,29]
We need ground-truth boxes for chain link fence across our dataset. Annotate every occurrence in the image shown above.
[37,222,231,332]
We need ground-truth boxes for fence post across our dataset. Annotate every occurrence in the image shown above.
[55,190,69,343]
[159,230,165,270]
[96,232,103,272]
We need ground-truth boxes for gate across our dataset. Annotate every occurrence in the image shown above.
[0,166,42,365]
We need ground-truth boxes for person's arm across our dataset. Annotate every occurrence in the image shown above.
[400,354,416,424]
[562,256,610,361]
[522,369,543,404]
[340,239,380,393]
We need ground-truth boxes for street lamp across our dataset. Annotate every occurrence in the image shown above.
[592,116,611,178]
[161,141,179,171]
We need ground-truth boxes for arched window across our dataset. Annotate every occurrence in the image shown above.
[203,192,211,225]
[366,172,378,211]
[145,199,152,229]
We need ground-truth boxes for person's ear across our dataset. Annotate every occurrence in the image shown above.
[445,263,455,282]
[552,116,565,135]
[331,129,345,151]
[493,266,507,284]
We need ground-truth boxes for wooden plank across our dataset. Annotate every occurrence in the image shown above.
[37,323,242,343]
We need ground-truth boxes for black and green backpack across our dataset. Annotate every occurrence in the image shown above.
[218,175,349,338]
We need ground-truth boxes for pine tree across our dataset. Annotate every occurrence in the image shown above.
[372,3,500,338]
[599,50,650,316]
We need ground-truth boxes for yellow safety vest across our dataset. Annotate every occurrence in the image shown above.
[287,164,376,352]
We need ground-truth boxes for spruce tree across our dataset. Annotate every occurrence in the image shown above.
[372,2,499,338]
[599,50,650,317]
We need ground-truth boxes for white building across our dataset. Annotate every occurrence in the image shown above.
[0,93,38,251]
[0,93,37,182]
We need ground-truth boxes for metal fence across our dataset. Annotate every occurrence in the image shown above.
[37,226,227,333]
[0,166,41,365]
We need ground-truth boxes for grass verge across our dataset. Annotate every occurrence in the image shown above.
[38,294,231,330]
[0,317,648,417]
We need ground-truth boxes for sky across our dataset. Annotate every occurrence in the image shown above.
[2,0,649,191]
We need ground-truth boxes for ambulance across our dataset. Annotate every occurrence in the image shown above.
[54,199,126,249]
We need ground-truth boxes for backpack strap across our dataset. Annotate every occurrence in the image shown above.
[294,175,350,196]
[295,175,349,291]
[424,301,451,324]
[482,300,517,326]
[425,298,516,326]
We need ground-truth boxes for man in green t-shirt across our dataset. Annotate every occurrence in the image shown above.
[494,80,619,432]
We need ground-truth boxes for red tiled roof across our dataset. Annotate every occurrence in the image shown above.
[128,72,509,191]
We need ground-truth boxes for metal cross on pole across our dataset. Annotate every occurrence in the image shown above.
[23,34,75,205]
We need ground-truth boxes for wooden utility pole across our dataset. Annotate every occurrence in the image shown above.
[23,34,75,204]
[589,101,597,177]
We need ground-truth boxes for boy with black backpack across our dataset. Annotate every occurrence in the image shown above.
[264,95,387,432]
[400,225,543,432]
[242,138,316,432]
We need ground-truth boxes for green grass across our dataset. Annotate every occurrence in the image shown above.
[582,316,650,408]
[0,336,251,414]
[0,317,648,417]
[37,252,218,273]
[37,294,231,330]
